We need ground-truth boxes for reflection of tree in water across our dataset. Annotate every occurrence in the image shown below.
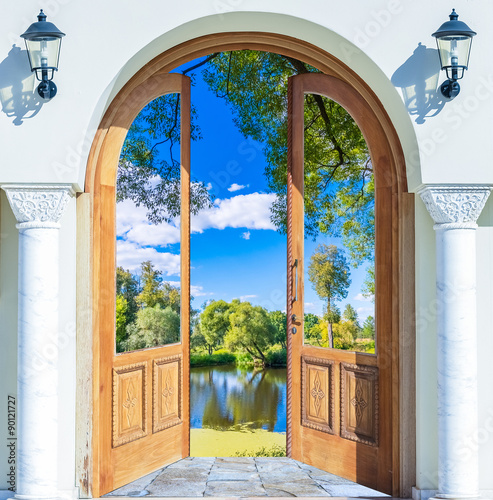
[190,365,286,432]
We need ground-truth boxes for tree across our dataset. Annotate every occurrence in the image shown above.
[200,299,233,355]
[203,51,373,267]
[361,315,375,340]
[269,310,287,349]
[308,244,351,348]
[225,302,276,367]
[332,321,356,350]
[135,261,165,308]
[122,305,180,351]
[116,295,129,352]
[118,51,374,272]
[116,266,139,323]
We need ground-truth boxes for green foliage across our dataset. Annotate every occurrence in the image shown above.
[333,319,358,347]
[269,310,287,349]
[226,302,277,367]
[308,244,351,347]
[117,93,211,224]
[200,300,234,355]
[203,51,373,267]
[361,315,375,340]
[354,339,375,353]
[362,264,375,298]
[121,305,180,351]
[309,244,351,311]
[342,303,359,324]
[190,351,236,367]
[234,444,286,457]
[265,347,287,366]
[135,261,165,309]
[115,295,129,351]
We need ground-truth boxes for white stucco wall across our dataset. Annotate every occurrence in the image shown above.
[0,0,493,496]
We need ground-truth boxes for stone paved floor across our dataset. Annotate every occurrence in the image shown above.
[104,457,389,497]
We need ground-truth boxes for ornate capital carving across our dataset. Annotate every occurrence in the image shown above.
[2,184,75,229]
[418,185,492,229]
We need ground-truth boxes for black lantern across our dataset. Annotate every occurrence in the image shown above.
[21,10,65,100]
[432,9,476,99]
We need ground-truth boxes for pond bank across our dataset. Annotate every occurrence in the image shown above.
[190,428,286,457]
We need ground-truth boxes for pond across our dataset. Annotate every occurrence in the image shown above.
[190,365,287,433]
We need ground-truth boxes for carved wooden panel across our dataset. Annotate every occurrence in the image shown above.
[112,362,147,448]
[301,356,334,434]
[340,362,379,446]
[153,355,182,433]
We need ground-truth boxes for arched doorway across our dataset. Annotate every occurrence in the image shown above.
[83,32,415,498]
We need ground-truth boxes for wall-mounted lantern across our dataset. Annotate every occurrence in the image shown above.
[432,9,476,100]
[21,10,65,101]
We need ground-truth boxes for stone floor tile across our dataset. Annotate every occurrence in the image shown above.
[259,469,313,483]
[319,483,389,497]
[263,481,330,497]
[152,467,210,482]
[166,460,214,469]
[256,462,303,473]
[310,472,356,485]
[103,469,163,496]
[208,469,261,481]
[146,480,207,496]
[205,480,267,497]
[211,462,257,472]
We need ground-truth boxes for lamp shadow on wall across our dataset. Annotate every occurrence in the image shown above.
[391,43,445,124]
[0,45,43,126]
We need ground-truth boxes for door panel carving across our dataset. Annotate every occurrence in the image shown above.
[301,356,334,434]
[153,355,182,433]
[340,363,379,446]
[112,363,147,447]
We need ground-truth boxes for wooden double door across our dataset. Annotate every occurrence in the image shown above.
[95,73,396,496]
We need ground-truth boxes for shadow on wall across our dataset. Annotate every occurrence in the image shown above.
[392,43,445,124]
[0,44,44,126]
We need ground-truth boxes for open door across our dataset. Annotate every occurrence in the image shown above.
[94,74,191,495]
[286,73,396,495]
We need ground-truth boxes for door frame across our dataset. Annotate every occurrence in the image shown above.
[79,32,415,498]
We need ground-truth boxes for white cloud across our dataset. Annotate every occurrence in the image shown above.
[354,293,374,302]
[241,231,251,240]
[228,183,248,192]
[304,302,316,312]
[191,285,214,297]
[239,294,257,301]
[117,240,180,277]
[357,306,374,319]
[117,199,181,248]
[206,182,213,191]
[191,193,276,233]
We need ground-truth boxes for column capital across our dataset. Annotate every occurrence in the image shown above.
[1,184,75,229]
[418,184,492,229]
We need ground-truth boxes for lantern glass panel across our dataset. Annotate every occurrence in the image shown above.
[24,37,61,79]
[436,36,472,80]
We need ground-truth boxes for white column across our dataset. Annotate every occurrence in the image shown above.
[2,185,74,500]
[419,185,492,500]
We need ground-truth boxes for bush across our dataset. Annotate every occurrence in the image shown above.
[235,352,254,367]
[266,347,287,366]
[190,351,236,367]
[234,444,286,457]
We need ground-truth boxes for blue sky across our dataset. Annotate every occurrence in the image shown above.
[116,58,374,321]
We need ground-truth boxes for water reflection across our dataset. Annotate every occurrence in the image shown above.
[190,365,286,432]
